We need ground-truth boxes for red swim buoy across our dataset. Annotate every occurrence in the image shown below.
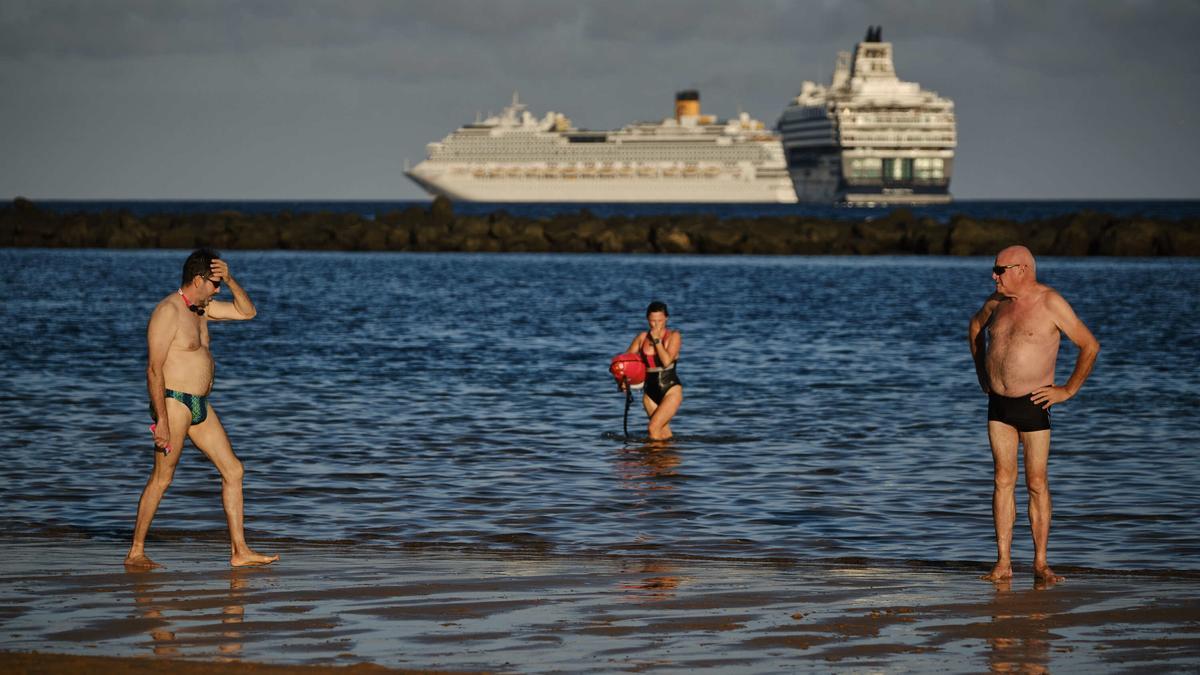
[610,353,646,388]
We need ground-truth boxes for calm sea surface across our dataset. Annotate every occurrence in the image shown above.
[1,250,1198,572]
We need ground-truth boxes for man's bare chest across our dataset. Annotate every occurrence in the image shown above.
[990,303,1056,343]
[173,318,210,352]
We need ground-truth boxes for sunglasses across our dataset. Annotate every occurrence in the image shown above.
[206,277,222,290]
[992,264,1021,276]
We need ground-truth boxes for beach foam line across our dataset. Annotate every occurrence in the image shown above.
[4,530,1199,579]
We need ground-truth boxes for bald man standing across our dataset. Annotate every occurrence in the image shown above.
[968,245,1099,583]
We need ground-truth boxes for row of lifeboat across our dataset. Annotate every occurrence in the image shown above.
[455,165,744,179]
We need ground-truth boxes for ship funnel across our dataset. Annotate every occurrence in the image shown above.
[675,89,700,121]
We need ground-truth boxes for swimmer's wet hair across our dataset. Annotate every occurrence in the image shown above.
[646,300,669,317]
[181,248,220,287]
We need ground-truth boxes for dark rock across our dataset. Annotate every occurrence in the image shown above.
[883,207,916,225]
[1165,221,1200,256]
[451,216,492,239]
[233,220,281,250]
[695,223,744,253]
[654,226,694,253]
[505,222,549,252]
[1049,221,1093,256]
[378,207,423,230]
[462,236,502,253]
[429,196,454,226]
[574,218,608,242]
[742,219,797,254]
[900,218,947,254]
[489,215,517,240]
[946,216,1022,256]
[591,221,652,253]
[4,197,57,246]
[108,220,154,248]
[59,215,100,247]
[2,199,1192,258]
[852,218,906,254]
[1096,219,1165,257]
[543,220,591,252]
[413,220,450,250]
[385,222,413,250]
[792,220,850,254]
[358,222,391,251]
[1024,223,1059,257]
[329,215,367,250]
[159,225,198,250]
[278,217,335,250]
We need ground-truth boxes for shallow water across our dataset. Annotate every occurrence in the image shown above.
[1,249,1197,571]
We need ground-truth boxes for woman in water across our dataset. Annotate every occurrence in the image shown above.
[621,301,682,440]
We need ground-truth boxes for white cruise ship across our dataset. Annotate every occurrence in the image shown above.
[405,91,798,203]
[777,26,956,204]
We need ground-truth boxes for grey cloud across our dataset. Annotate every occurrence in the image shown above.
[0,0,580,60]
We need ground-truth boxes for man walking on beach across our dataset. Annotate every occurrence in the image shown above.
[125,248,278,569]
[968,245,1099,583]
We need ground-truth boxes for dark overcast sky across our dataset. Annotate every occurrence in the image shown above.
[2,0,1197,200]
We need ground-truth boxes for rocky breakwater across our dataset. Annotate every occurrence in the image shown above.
[3,196,1198,256]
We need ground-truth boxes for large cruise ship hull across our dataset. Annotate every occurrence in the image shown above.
[410,92,799,204]
[406,168,798,203]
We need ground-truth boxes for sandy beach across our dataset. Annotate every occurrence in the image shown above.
[2,538,1197,673]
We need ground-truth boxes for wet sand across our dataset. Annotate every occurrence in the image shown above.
[2,538,1198,673]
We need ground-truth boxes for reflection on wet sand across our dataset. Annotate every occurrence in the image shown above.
[985,579,1052,674]
[5,541,1198,673]
[618,560,684,604]
[610,445,689,606]
[128,568,251,661]
[219,573,247,659]
[130,573,178,658]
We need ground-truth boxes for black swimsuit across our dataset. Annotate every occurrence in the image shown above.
[988,392,1050,432]
[644,363,681,405]
[641,332,681,405]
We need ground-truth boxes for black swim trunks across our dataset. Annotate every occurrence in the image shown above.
[988,392,1050,432]
[643,364,681,405]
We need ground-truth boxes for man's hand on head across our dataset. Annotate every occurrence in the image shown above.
[210,258,230,282]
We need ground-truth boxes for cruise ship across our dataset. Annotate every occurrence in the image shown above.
[777,26,956,204]
[405,91,798,203]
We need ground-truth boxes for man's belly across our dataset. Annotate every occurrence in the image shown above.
[163,349,215,396]
[986,345,1055,397]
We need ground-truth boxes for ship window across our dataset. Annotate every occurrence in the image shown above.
[883,158,913,181]
[914,158,944,180]
[849,157,881,179]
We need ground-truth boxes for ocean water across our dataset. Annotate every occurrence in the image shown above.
[1,249,1198,572]
[30,198,1200,224]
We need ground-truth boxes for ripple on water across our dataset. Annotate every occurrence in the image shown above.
[0,251,1198,571]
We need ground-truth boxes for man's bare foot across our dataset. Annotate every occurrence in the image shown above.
[1034,564,1064,584]
[124,553,162,570]
[230,550,279,567]
[980,563,1012,582]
